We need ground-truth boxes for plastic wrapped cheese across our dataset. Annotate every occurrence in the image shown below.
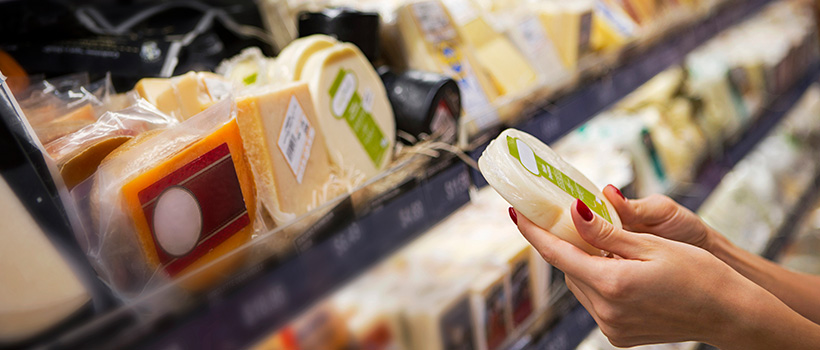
[478,129,621,255]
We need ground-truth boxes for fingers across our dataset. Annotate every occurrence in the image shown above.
[603,186,680,229]
[572,199,649,260]
[514,208,604,279]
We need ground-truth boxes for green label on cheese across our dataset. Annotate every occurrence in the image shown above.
[328,69,389,167]
[506,135,612,223]
[243,73,258,86]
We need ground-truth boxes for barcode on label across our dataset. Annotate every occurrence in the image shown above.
[278,95,315,183]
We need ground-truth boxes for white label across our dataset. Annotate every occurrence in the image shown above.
[278,96,315,183]
[516,139,540,176]
[362,88,375,113]
[456,58,498,128]
[332,72,357,117]
[442,0,479,25]
[519,17,549,53]
[412,2,457,43]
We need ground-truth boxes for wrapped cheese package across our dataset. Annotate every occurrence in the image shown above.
[478,129,621,255]
[75,98,256,298]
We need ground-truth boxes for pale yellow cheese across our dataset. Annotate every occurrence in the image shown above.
[134,72,233,121]
[299,43,396,179]
[275,35,338,82]
[0,177,89,344]
[535,2,594,70]
[236,82,333,225]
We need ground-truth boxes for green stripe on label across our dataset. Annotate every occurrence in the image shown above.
[243,73,258,86]
[328,69,389,167]
[507,136,612,223]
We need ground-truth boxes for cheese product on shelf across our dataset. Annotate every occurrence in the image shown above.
[0,176,89,345]
[395,0,500,134]
[87,99,255,295]
[591,0,638,52]
[298,41,396,179]
[216,47,277,88]
[275,35,339,82]
[503,10,572,91]
[134,71,233,121]
[533,1,594,71]
[235,82,333,226]
[440,0,539,99]
[479,129,622,255]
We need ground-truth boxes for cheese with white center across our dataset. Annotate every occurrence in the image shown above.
[236,82,332,225]
[478,129,622,255]
[0,177,89,344]
[299,42,395,179]
[216,47,274,87]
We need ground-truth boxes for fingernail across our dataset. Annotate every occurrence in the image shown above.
[576,199,593,221]
[610,184,626,201]
[508,207,518,225]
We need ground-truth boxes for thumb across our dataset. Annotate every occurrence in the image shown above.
[571,199,649,259]
[603,185,682,230]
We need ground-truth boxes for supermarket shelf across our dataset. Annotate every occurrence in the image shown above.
[676,64,820,211]
[520,64,820,350]
[470,0,774,188]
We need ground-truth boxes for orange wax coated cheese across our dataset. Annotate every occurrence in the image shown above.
[120,118,256,287]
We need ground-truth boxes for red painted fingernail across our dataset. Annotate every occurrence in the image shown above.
[610,184,626,201]
[509,207,518,225]
[576,199,593,221]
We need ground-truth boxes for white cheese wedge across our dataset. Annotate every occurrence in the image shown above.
[236,82,333,225]
[0,177,89,344]
[478,129,622,255]
[299,43,396,179]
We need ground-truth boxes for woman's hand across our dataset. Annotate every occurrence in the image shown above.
[602,185,715,252]
[511,200,820,349]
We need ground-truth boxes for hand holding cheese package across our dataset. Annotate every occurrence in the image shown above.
[76,98,257,299]
[478,129,621,255]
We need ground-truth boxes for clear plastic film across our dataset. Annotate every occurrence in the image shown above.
[72,97,258,300]
[44,99,178,190]
[478,129,621,256]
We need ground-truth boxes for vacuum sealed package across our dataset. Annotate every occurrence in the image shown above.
[133,71,234,122]
[478,129,621,255]
[75,98,257,299]
[45,100,177,190]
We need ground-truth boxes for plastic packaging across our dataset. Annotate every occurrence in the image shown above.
[478,129,621,255]
[45,99,177,189]
[74,98,257,299]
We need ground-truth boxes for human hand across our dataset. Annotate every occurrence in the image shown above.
[602,185,716,252]
[511,200,763,348]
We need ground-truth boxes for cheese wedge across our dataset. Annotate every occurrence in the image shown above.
[397,1,500,132]
[442,0,538,98]
[299,43,396,178]
[478,129,622,255]
[134,72,232,121]
[467,268,511,350]
[536,2,594,70]
[119,117,255,285]
[0,177,89,344]
[236,82,332,225]
[591,0,637,52]
[275,35,338,81]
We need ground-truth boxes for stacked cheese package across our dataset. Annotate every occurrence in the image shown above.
[251,187,552,350]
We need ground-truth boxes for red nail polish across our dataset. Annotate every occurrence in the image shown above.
[576,199,593,221]
[610,184,626,201]
[509,207,518,225]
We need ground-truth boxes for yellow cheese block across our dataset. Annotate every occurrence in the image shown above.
[275,35,338,81]
[118,117,256,290]
[134,72,232,121]
[299,43,396,179]
[591,0,637,52]
[442,0,538,98]
[397,1,501,132]
[0,177,89,344]
[236,82,333,225]
[536,2,594,70]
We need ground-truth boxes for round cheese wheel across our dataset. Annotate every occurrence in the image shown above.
[275,34,338,82]
[300,42,396,179]
[478,129,622,255]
